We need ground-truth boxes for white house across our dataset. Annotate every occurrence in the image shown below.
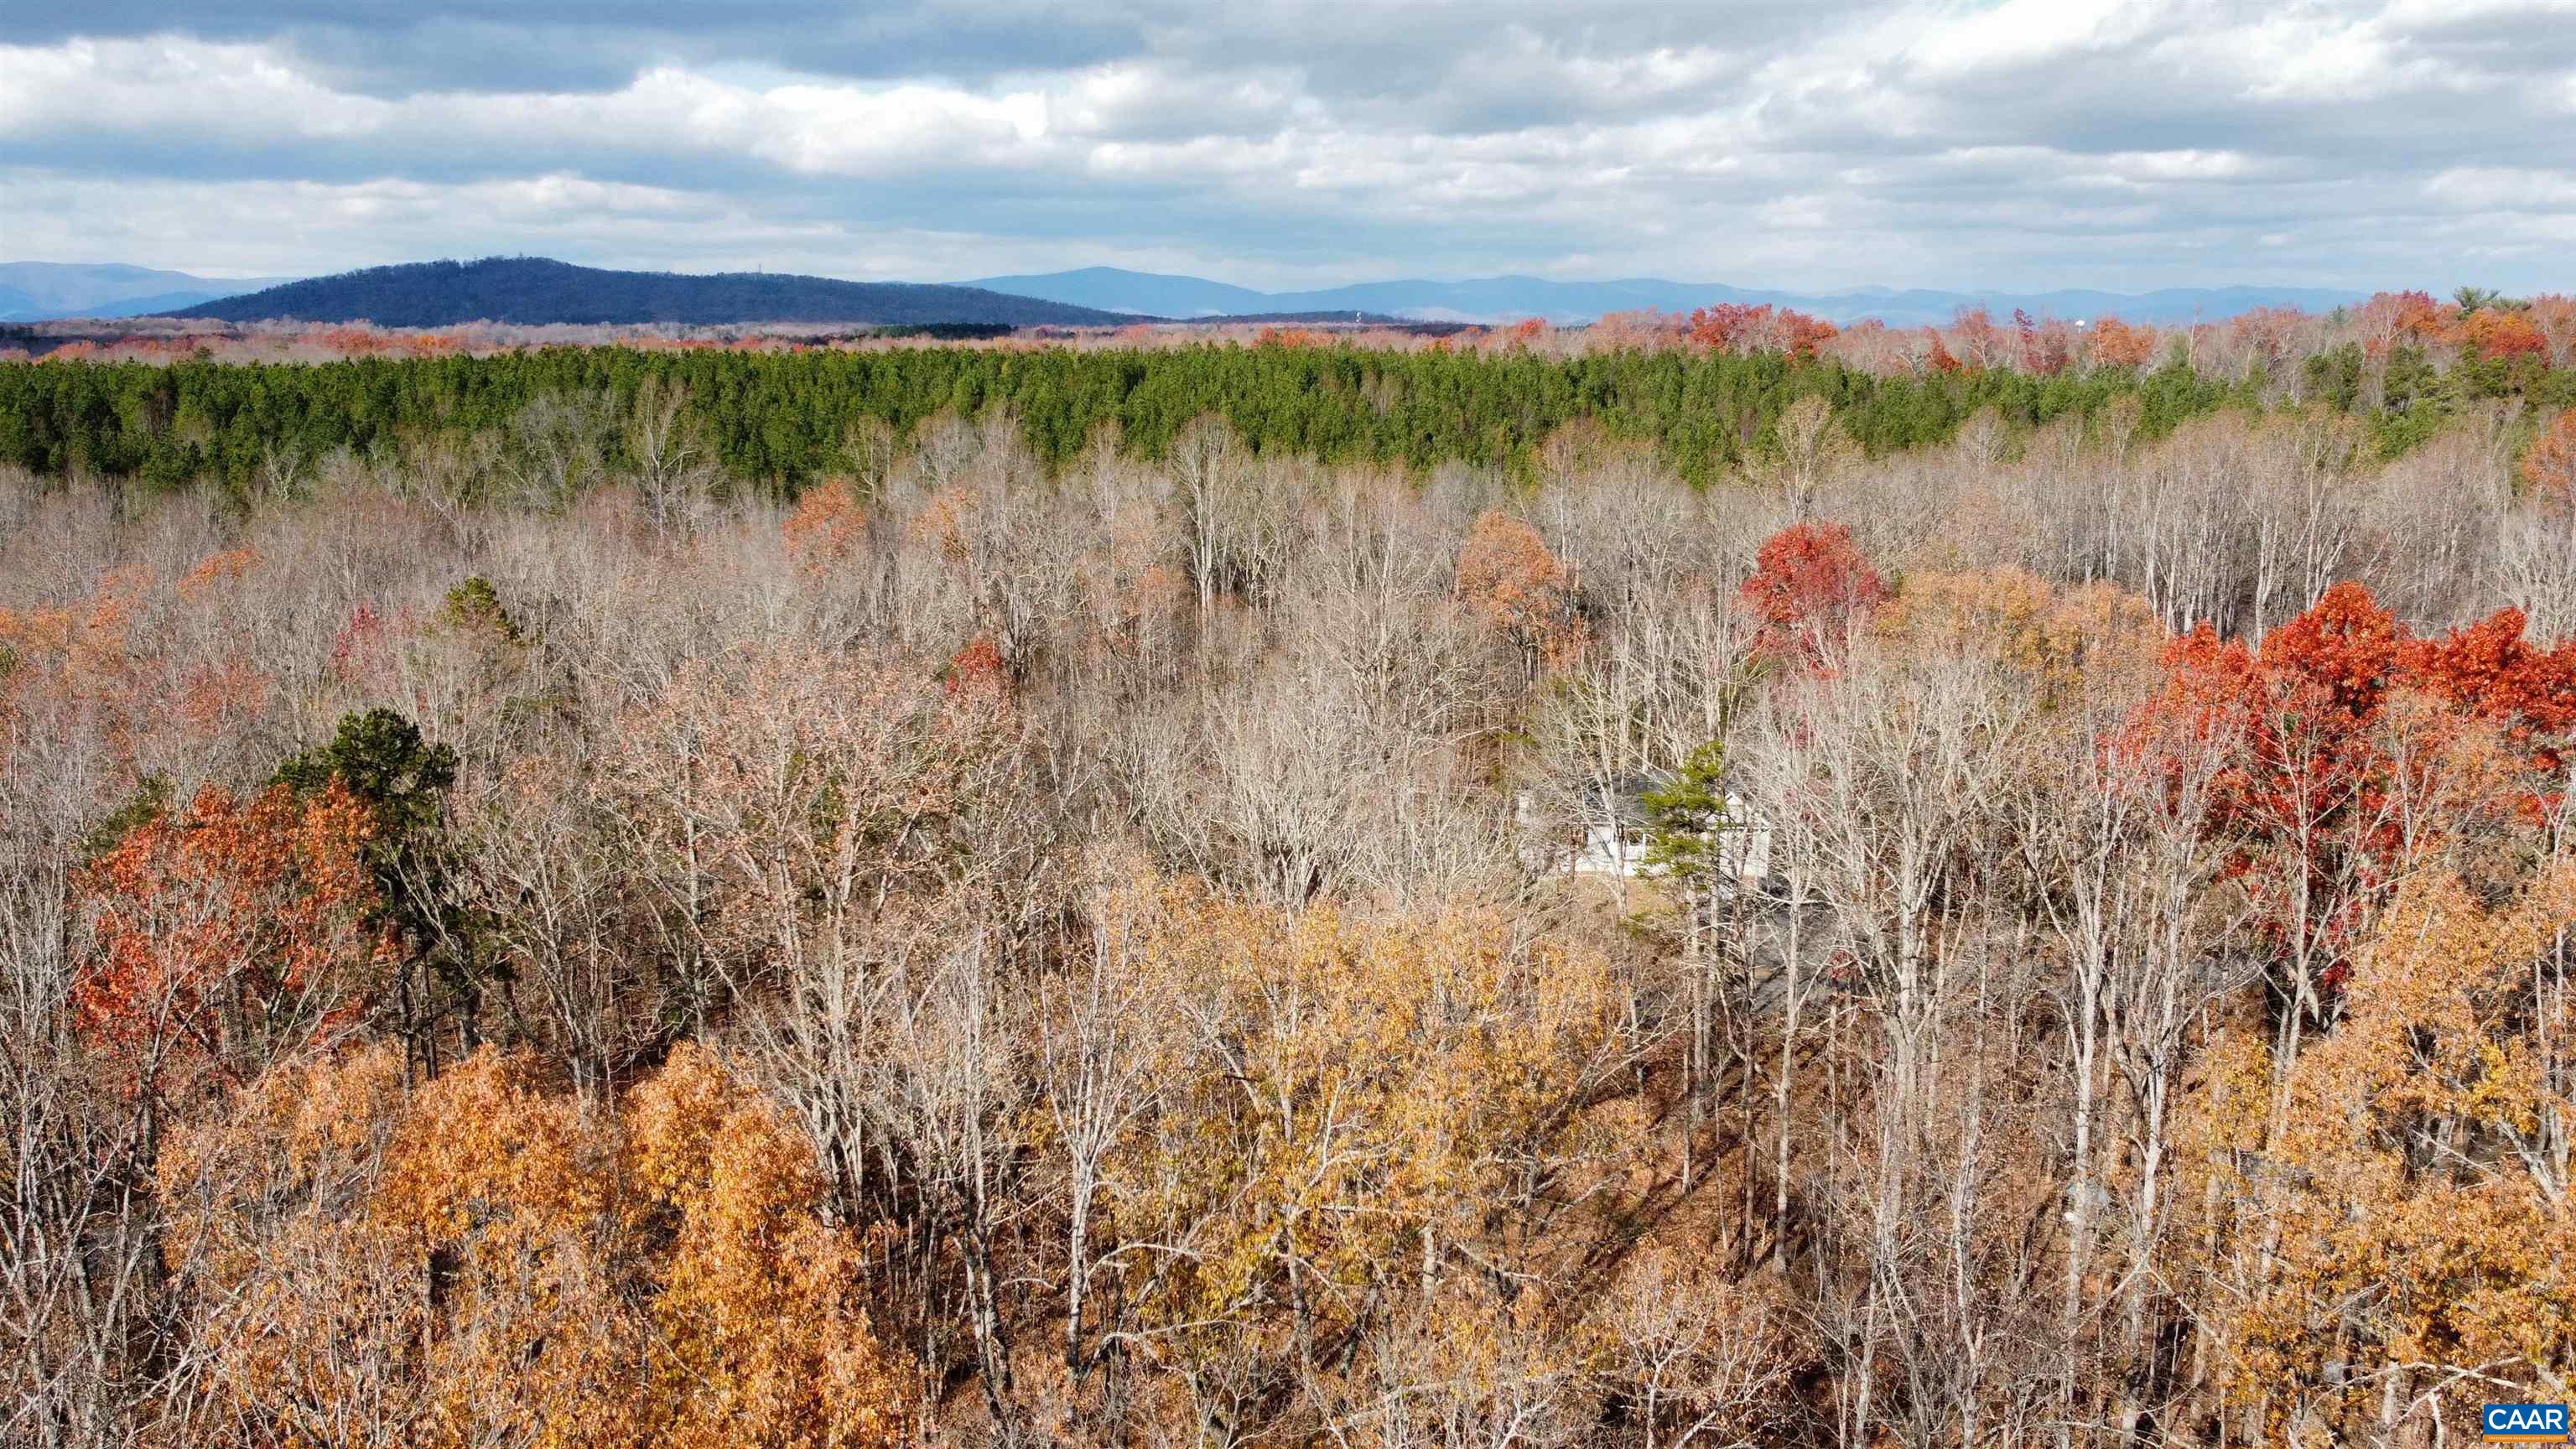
[1517,776,1773,886]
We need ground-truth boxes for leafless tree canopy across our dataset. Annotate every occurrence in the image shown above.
[3,391,2572,1449]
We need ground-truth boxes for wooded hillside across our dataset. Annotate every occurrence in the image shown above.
[160,257,1137,329]
[4,325,2573,1447]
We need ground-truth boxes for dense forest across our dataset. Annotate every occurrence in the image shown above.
[4,318,2576,1447]
[5,319,2571,497]
[162,257,1136,330]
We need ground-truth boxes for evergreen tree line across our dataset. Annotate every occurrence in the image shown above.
[13,339,2557,499]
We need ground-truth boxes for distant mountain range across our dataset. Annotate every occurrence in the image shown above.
[1,262,300,322]
[158,258,1135,329]
[9,257,2376,331]
[963,266,2370,327]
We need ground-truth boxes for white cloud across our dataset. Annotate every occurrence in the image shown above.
[2,2,2570,293]
[2425,165,2576,208]
[1900,0,2163,77]
[0,37,392,140]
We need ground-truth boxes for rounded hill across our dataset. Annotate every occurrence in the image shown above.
[164,257,1141,328]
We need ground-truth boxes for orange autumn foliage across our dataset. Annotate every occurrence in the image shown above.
[945,631,1008,700]
[2148,584,2576,1002]
[79,781,388,1093]
[1950,305,2006,368]
[319,325,394,357]
[2459,305,2548,361]
[1686,303,1837,358]
[2524,407,2576,508]
[1456,510,1582,666]
[177,657,275,737]
[2227,307,2305,370]
[2086,316,2158,369]
[0,568,150,762]
[1688,303,1756,351]
[176,547,260,600]
[782,478,869,571]
[1254,325,1335,349]
[620,1044,912,1446]
[2384,288,2454,345]
[153,1044,430,1441]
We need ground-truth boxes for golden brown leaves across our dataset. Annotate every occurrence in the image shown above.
[2192,868,2576,1440]
[1097,876,1628,1410]
[1456,510,1583,667]
[156,1045,429,1443]
[1878,567,2163,696]
[159,1044,913,1449]
[626,1043,911,1449]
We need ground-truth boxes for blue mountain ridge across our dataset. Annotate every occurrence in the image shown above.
[963,267,2367,327]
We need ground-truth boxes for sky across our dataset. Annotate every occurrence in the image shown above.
[2,0,2572,294]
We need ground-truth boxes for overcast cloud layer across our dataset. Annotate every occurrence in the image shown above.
[3,0,2572,293]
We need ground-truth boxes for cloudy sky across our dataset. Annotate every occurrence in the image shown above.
[3,0,2571,293]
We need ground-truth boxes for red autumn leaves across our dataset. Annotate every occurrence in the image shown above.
[1685,302,1841,359]
[1738,520,1888,666]
[1748,522,2576,1008]
[2145,584,2575,1005]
